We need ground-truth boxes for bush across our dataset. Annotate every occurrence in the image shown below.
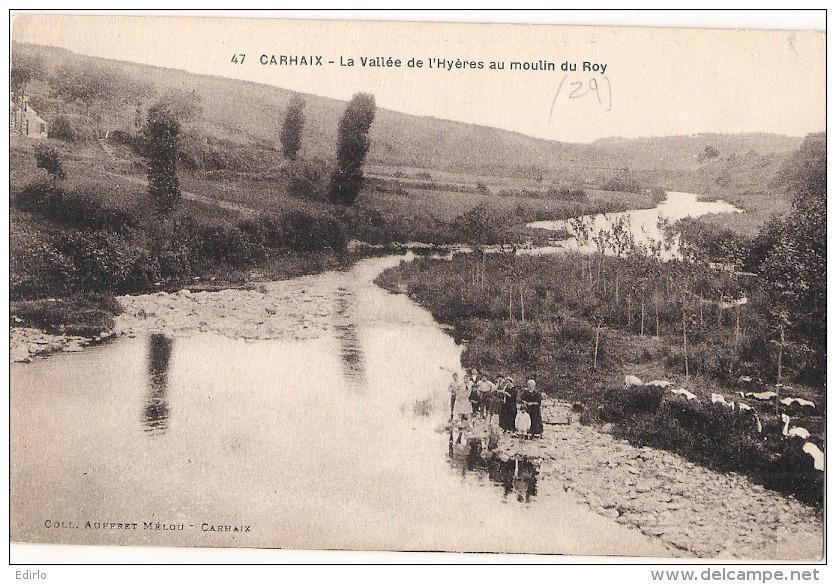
[48,114,96,142]
[599,383,665,421]
[249,215,285,248]
[56,229,152,293]
[200,225,265,268]
[600,174,642,193]
[761,438,824,506]
[513,329,543,365]
[450,204,511,244]
[287,159,329,200]
[281,210,347,253]
[34,144,66,180]
[611,398,823,505]
[547,186,588,202]
[339,207,390,244]
[108,129,145,153]
[10,234,74,299]
[15,180,137,232]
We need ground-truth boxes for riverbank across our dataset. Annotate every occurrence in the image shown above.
[459,401,822,560]
[9,270,356,364]
[9,326,115,363]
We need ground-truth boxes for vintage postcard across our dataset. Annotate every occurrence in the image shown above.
[9,11,826,564]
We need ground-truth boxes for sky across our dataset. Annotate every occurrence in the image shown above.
[10,11,827,144]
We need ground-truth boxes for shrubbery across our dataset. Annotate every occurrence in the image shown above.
[12,178,358,299]
[609,397,823,505]
[10,232,75,299]
[16,180,137,232]
[281,210,347,253]
[599,383,665,421]
[48,114,97,142]
[34,144,66,180]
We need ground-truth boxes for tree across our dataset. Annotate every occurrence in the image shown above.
[698,145,720,162]
[144,104,181,214]
[34,144,66,180]
[11,51,44,99]
[280,93,306,161]
[330,93,376,205]
[754,133,825,384]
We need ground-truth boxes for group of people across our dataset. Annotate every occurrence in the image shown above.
[449,369,544,438]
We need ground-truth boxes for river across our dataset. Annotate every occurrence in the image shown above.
[526,191,743,258]
[11,253,676,556]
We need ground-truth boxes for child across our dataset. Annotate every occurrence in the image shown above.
[515,403,531,438]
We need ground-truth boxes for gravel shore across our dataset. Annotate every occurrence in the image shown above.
[112,280,336,341]
[9,326,101,363]
[10,281,337,364]
[461,400,823,560]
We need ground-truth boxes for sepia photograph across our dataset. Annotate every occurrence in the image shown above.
[7,10,826,568]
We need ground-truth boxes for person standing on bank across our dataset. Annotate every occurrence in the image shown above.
[451,372,473,444]
[521,379,543,437]
[476,374,496,419]
[448,372,461,421]
[487,375,505,427]
[498,376,518,432]
[467,371,481,419]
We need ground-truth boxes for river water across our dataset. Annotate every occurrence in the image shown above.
[527,191,743,259]
[10,254,677,556]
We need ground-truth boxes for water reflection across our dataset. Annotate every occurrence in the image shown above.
[333,285,366,388]
[448,430,538,503]
[142,333,172,435]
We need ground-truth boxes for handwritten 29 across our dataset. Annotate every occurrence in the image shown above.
[549,75,612,120]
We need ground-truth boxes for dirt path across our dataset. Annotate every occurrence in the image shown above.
[462,402,823,560]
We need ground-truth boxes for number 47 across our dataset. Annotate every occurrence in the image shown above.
[231,54,246,64]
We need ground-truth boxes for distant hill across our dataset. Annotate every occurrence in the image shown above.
[13,42,803,179]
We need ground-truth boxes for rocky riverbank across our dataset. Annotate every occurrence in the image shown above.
[112,279,337,341]
[10,279,340,364]
[459,400,823,560]
[9,326,117,363]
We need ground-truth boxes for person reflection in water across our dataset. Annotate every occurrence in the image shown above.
[450,372,473,444]
[142,333,172,435]
[513,458,537,503]
[489,457,537,503]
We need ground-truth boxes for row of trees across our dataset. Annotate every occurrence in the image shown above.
[147,90,377,214]
[278,92,377,205]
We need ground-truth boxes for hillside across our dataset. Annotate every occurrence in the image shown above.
[14,42,802,192]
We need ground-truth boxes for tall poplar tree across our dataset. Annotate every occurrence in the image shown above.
[145,104,181,215]
[281,93,306,161]
[330,93,376,205]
